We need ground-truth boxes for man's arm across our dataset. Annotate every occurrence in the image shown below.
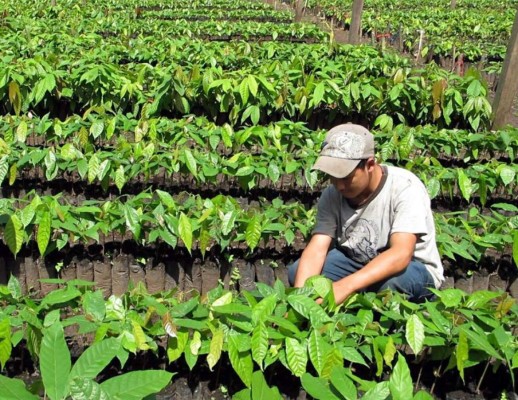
[332,232,417,304]
[293,234,333,288]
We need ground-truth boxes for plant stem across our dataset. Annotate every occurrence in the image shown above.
[430,361,443,395]
[476,358,492,394]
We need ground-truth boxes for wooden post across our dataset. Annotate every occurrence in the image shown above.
[349,0,364,44]
[492,8,518,129]
[294,0,304,22]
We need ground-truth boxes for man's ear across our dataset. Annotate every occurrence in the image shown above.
[366,157,376,170]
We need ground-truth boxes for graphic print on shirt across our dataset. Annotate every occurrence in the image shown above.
[341,218,379,263]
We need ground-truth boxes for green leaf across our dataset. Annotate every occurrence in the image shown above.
[0,318,12,370]
[362,381,390,400]
[458,325,502,360]
[156,190,176,210]
[5,215,23,256]
[252,295,277,325]
[245,214,262,251]
[37,208,52,256]
[513,230,518,268]
[247,75,258,98]
[183,149,197,177]
[313,82,325,105]
[41,323,71,400]
[251,370,282,400]
[207,327,224,370]
[83,290,106,321]
[178,212,193,252]
[301,373,339,400]
[456,329,468,381]
[330,366,357,400]
[239,79,249,105]
[287,295,332,327]
[228,333,253,387]
[320,348,343,380]
[0,156,8,185]
[7,275,22,300]
[235,166,255,177]
[285,337,307,377]
[251,322,268,370]
[88,154,100,183]
[69,338,121,382]
[90,120,104,139]
[499,165,515,186]
[457,169,474,201]
[115,165,126,193]
[166,329,188,363]
[0,375,39,400]
[69,378,111,400]
[308,330,327,376]
[100,370,173,399]
[16,120,27,143]
[405,314,424,355]
[389,355,413,400]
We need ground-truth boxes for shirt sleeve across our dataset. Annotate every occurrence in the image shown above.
[390,180,431,239]
[312,186,340,238]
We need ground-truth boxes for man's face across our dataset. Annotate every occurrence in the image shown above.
[329,160,371,200]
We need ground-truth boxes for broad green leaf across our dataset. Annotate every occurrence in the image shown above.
[83,290,106,321]
[166,329,188,363]
[228,334,253,387]
[41,323,71,400]
[457,169,474,201]
[362,381,390,400]
[245,214,262,250]
[285,337,307,377]
[313,82,325,105]
[413,391,435,400]
[40,286,82,308]
[0,375,39,400]
[178,212,193,251]
[252,295,276,325]
[287,295,332,327]
[88,154,100,183]
[7,275,22,300]
[16,120,27,143]
[100,370,173,399]
[207,327,224,370]
[251,322,268,369]
[69,338,120,382]
[156,190,176,210]
[235,166,255,177]
[513,231,518,267]
[405,314,424,355]
[251,370,282,400]
[330,367,357,400]
[9,163,17,185]
[183,149,197,177]
[308,330,328,376]
[389,355,413,400]
[115,165,126,192]
[456,329,468,381]
[247,75,258,97]
[300,373,339,400]
[458,325,502,360]
[320,348,343,379]
[37,208,51,256]
[69,378,111,400]
[498,165,516,186]
[384,336,396,368]
[90,120,104,139]
[0,318,11,370]
[0,156,8,185]
[5,215,23,256]
[437,289,464,308]
[339,346,368,367]
[239,79,249,105]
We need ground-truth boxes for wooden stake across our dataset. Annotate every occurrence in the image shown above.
[349,0,364,44]
[492,7,518,129]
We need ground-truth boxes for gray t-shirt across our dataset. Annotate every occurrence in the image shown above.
[313,165,444,288]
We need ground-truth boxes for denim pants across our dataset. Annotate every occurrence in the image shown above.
[288,248,436,302]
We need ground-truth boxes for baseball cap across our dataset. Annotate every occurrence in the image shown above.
[312,124,375,178]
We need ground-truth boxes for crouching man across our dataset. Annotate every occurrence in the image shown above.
[289,123,444,304]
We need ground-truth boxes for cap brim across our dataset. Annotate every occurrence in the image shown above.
[312,156,360,178]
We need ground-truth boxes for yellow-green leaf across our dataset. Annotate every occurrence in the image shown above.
[5,214,23,256]
[207,327,224,370]
[37,209,51,256]
[178,212,193,252]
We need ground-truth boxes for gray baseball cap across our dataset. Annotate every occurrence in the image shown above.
[312,124,375,178]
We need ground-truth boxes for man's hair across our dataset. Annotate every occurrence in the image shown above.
[355,159,368,169]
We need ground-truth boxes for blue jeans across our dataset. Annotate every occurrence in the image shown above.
[288,248,435,302]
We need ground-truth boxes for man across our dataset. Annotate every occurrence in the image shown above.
[289,123,444,304]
